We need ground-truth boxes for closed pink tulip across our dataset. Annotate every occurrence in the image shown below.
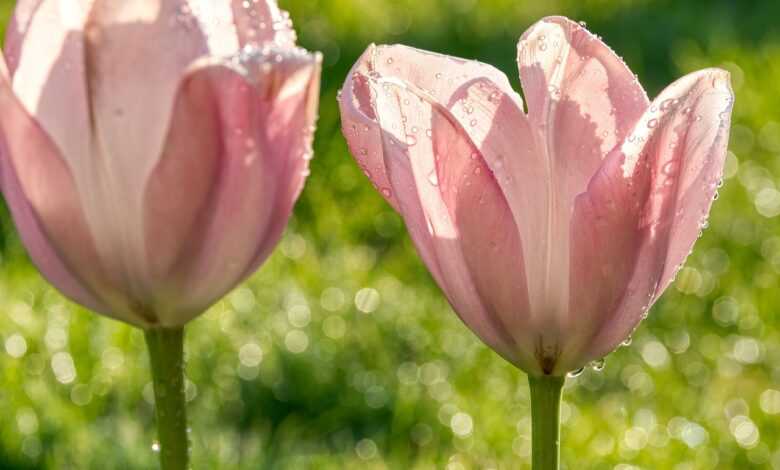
[339,16,733,376]
[0,0,321,328]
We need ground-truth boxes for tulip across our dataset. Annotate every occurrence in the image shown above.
[339,16,732,469]
[0,1,320,468]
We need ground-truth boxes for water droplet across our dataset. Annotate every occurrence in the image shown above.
[568,368,585,378]
[470,119,478,127]
[381,188,392,198]
[662,161,678,175]
[591,358,606,371]
[427,170,439,186]
[621,336,633,347]
[660,99,677,111]
[647,118,659,129]
[406,135,418,146]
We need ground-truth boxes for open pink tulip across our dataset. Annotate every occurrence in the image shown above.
[339,16,733,377]
[0,0,321,328]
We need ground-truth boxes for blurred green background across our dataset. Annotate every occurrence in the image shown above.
[0,0,779,468]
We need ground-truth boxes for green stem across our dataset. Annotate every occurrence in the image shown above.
[145,327,189,470]
[528,374,565,470]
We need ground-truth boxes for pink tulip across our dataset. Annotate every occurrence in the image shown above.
[0,0,321,328]
[339,16,733,376]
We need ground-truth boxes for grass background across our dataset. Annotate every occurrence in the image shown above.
[1,0,780,468]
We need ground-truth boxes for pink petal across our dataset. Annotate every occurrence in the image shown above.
[445,78,564,342]
[428,102,538,373]
[518,17,649,186]
[512,16,649,362]
[9,0,93,213]
[231,0,297,48]
[239,49,322,276]
[355,76,540,373]
[142,64,223,287]
[73,0,217,282]
[3,0,43,76]
[144,51,320,326]
[558,146,653,373]
[0,55,144,324]
[8,0,224,292]
[339,44,517,213]
[583,69,734,362]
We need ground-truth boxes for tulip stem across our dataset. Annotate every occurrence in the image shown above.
[529,374,565,470]
[145,327,189,470]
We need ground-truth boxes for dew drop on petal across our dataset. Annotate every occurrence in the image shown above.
[662,161,678,175]
[427,170,439,187]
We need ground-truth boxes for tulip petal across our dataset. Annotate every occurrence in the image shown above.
[358,77,540,373]
[511,16,650,352]
[518,16,649,191]
[558,146,653,372]
[142,64,222,287]
[0,54,143,324]
[428,104,539,373]
[445,78,568,339]
[239,49,322,276]
[71,0,218,284]
[583,69,733,361]
[339,44,518,213]
[143,63,268,324]
[4,0,43,76]
[144,50,320,325]
[9,0,93,208]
